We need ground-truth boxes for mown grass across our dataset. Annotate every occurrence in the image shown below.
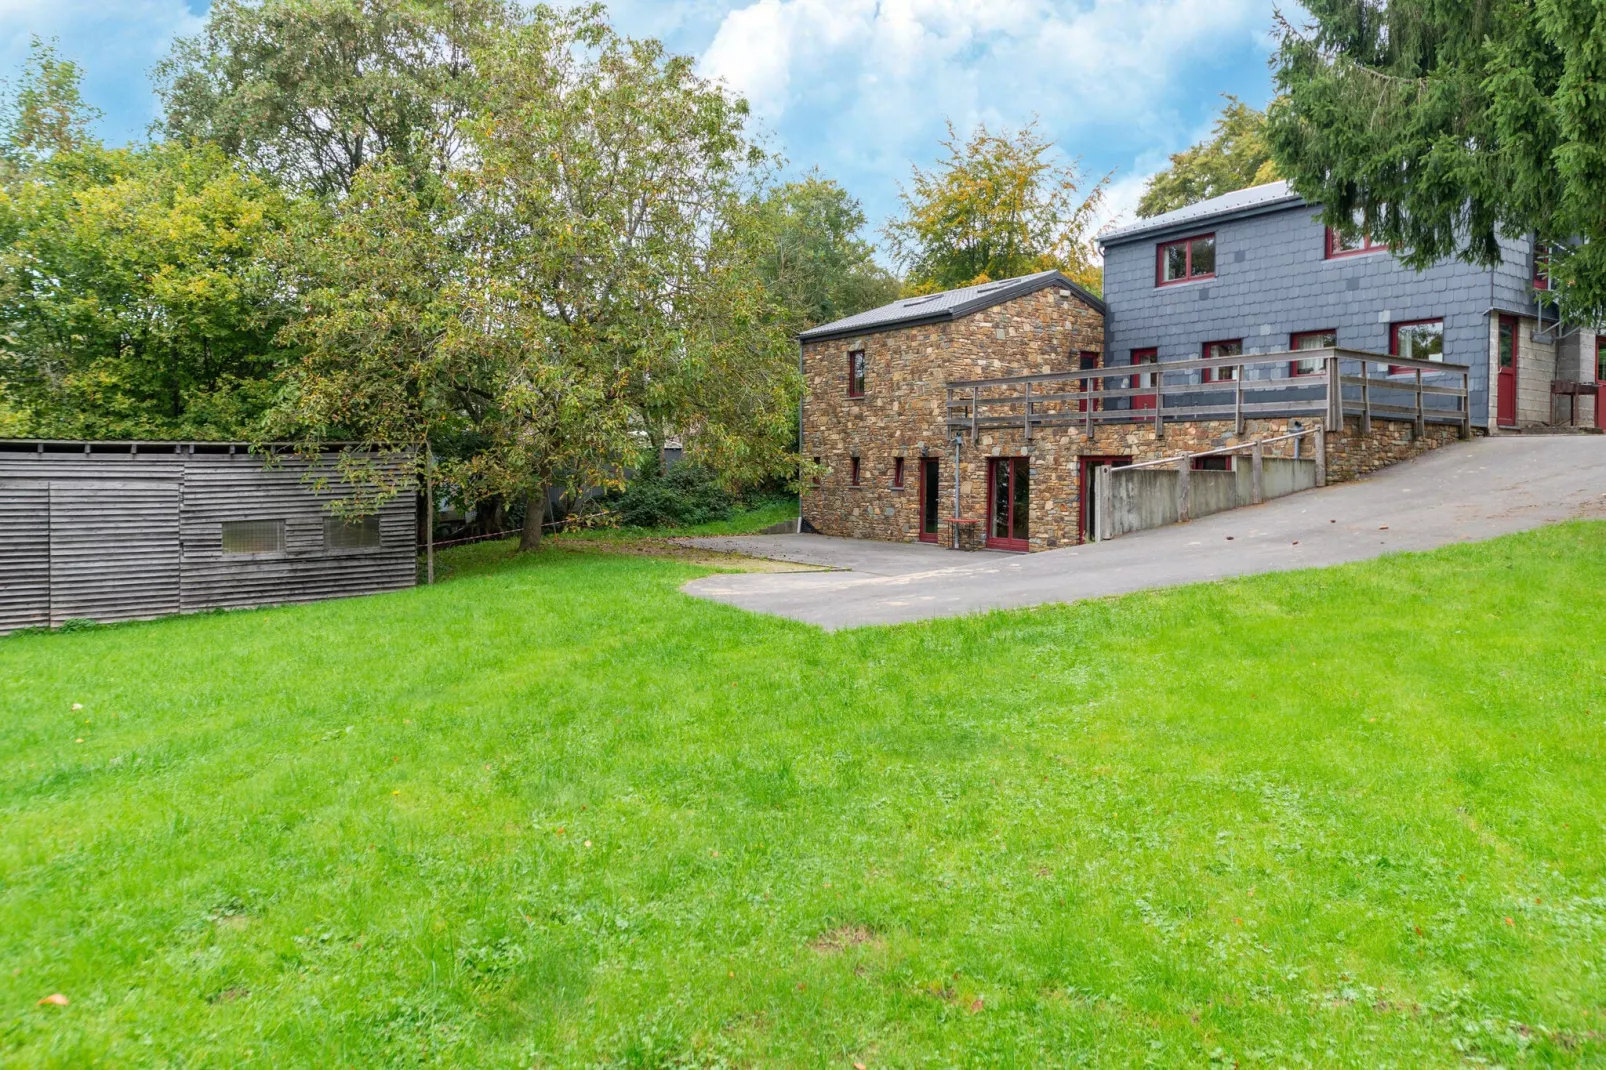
[2,523,1604,1067]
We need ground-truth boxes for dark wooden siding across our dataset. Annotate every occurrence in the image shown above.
[0,446,416,634]
[0,481,50,632]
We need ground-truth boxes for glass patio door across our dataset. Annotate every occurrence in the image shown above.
[987,457,1030,550]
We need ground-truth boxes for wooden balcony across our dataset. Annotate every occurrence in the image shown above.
[945,348,1472,442]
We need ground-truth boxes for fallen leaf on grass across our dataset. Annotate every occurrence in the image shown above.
[37,993,68,1006]
[969,997,984,1013]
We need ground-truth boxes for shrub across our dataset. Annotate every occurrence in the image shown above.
[611,464,734,529]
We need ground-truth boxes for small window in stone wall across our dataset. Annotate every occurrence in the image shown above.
[850,456,861,486]
[847,350,866,397]
[222,519,285,555]
[892,457,905,488]
[325,515,382,551]
[811,456,822,486]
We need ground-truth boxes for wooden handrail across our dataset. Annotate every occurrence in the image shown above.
[946,346,1467,390]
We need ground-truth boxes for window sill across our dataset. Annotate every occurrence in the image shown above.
[1324,248,1389,260]
[1155,275,1216,288]
[889,485,905,492]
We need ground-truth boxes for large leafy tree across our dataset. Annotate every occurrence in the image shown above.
[883,121,1107,296]
[1138,96,1281,217]
[1269,0,1606,322]
[0,44,292,440]
[740,172,900,332]
[156,0,510,196]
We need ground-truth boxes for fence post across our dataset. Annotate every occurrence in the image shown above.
[1414,368,1425,439]
[1024,380,1033,442]
[1251,440,1264,505]
[1314,425,1327,487]
[1154,365,1164,440]
[1176,455,1191,523]
[1359,357,1372,434]
[1327,355,1342,433]
[1460,370,1471,439]
[1096,464,1114,541]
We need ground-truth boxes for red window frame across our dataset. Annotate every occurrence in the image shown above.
[1201,339,1242,382]
[1289,329,1337,377]
[1130,348,1158,410]
[1533,242,1551,292]
[1078,350,1100,412]
[1389,318,1444,375]
[847,350,866,398]
[1324,227,1388,259]
[1156,233,1216,286]
[849,456,861,486]
[892,457,905,488]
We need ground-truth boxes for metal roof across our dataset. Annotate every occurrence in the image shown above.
[797,269,1105,343]
[1098,180,1306,247]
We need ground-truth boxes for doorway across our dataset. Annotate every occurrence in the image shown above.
[1079,455,1131,544]
[918,457,940,543]
[987,457,1030,551]
[1497,315,1518,427]
[1596,335,1606,430]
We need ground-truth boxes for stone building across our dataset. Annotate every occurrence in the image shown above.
[801,181,1600,552]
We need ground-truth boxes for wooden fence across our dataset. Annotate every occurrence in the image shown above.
[945,347,1471,442]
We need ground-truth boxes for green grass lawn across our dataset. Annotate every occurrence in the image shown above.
[2,524,1604,1067]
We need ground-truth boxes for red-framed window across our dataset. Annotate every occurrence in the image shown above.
[847,350,866,398]
[1201,339,1242,382]
[849,456,861,486]
[1325,227,1388,259]
[1078,349,1100,412]
[892,457,905,488]
[1290,329,1337,377]
[1389,319,1444,374]
[1533,242,1552,291]
[1130,348,1158,409]
[1156,233,1216,285]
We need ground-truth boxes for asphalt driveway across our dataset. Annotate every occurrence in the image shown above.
[681,435,1606,630]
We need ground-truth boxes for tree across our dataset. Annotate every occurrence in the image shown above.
[156,0,511,196]
[1137,96,1281,217]
[454,6,797,548]
[0,44,293,440]
[1268,1,1606,323]
[741,172,900,332]
[883,121,1107,296]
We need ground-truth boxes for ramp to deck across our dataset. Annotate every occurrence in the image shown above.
[681,436,1606,630]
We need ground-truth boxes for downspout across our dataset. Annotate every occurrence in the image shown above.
[951,433,963,550]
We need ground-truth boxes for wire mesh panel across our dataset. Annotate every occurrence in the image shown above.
[221,519,286,555]
[323,515,381,551]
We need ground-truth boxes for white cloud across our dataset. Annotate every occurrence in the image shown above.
[697,0,1278,237]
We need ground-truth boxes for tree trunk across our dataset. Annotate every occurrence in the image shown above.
[518,487,547,552]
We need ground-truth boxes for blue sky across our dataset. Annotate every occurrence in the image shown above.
[2,0,1289,241]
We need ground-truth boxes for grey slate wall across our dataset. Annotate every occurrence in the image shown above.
[0,445,416,634]
[1102,202,1539,429]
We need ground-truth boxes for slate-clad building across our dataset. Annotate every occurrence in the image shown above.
[0,441,417,635]
[1097,181,1603,431]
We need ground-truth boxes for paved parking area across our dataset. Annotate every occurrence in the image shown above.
[680,435,1606,630]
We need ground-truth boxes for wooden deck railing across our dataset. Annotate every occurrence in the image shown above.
[945,347,1472,441]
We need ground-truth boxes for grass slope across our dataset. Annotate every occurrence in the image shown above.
[2,525,1604,1067]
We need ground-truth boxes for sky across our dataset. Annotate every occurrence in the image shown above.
[1,0,1291,245]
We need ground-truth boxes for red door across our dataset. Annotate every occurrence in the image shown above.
[917,458,940,543]
[1497,315,1518,427]
[1079,455,1131,544]
[1596,335,1606,429]
[1130,348,1158,410]
[987,457,1030,551]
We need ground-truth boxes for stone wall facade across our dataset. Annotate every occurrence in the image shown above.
[802,286,1466,552]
